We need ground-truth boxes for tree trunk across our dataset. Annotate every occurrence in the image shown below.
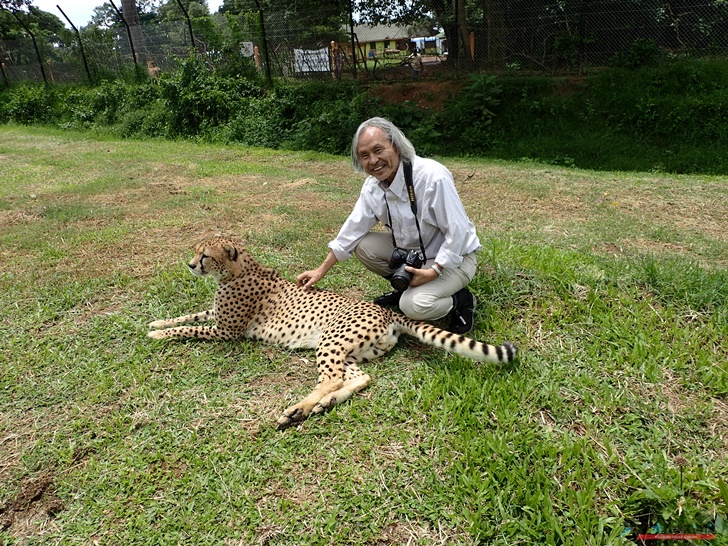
[481,0,506,68]
[428,0,460,66]
[456,0,470,62]
[120,0,147,59]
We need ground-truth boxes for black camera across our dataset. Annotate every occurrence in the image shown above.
[388,248,425,291]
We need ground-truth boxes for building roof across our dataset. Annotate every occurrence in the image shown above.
[350,24,411,43]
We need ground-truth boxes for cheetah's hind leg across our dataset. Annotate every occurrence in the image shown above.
[277,354,370,430]
[310,358,371,416]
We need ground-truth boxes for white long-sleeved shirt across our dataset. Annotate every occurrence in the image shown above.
[328,156,481,269]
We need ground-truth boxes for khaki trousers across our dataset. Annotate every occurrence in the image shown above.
[354,232,477,321]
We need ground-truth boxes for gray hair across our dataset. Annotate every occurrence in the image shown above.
[350,117,416,173]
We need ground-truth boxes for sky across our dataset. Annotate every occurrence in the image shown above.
[30,0,225,28]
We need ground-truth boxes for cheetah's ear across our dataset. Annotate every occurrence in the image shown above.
[223,242,238,262]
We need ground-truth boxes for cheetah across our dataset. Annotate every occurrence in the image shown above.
[148,238,517,429]
[146,60,161,83]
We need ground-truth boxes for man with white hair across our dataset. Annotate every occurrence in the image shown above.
[297,117,480,334]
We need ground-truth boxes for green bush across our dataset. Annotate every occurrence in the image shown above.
[91,80,131,125]
[0,84,57,124]
[161,55,262,137]
[221,80,371,153]
[220,94,288,148]
[588,59,728,147]
[53,88,93,129]
[274,81,357,152]
[487,58,728,172]
[434,74,505,155]
[116,99,168,139]
[610,38,663,68]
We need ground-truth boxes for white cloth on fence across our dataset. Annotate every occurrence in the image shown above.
[294,47,329,73]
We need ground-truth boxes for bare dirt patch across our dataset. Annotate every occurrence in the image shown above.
[367,80,465,111]
[0,473,64,538]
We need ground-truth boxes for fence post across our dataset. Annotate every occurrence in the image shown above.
[8,9,48,85]
[577,0,589,75]
[174,0,196,51]
[57,5,93,84]
[348,0,356,78]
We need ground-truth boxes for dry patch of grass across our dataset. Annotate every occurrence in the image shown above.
[453,164,727,266]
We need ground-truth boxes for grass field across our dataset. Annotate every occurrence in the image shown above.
[1,125,726,545]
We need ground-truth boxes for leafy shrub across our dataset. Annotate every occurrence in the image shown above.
[2,84,57,124]
[437,74,504,155]
[91,80,130,125]
[588,59,728,149]
[624,481,718,539]
[222,80,369,154]
[116,103,168,138]
[220,95,287,148]
[0,94,7,123]
[460,74,503,119]
[611,38,662,68]
[161,55,262,137]
[552,32,595,69]
[106,83,167,137]
[57,88,96,129]
[285,101,361,154]
[372,100,443,156]
[404,114,442,157]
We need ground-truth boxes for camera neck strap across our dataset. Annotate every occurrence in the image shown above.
[384,160,427,261]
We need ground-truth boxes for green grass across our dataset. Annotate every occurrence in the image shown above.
[0,125,726,545]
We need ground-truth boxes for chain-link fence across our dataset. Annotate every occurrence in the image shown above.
[0,17,225,85]
[2,0,727,86]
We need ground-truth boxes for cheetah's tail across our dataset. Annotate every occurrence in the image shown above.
[395,317,517,364]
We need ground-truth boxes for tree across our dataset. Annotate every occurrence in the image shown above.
[0,0,30,40]
[0,0,68,38]
[119,0,147,58]
[89,0,159,28]
[0,1,73,86]
[0,0,30,11]
[220,0,350,45]
[158,0,210,21]
[88,2,120,28]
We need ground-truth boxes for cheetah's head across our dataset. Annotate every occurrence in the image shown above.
[188,238,243,282]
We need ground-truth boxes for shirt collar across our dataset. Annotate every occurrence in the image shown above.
[378,161,407,199]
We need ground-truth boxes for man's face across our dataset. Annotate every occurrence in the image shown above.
[356,127,400,184]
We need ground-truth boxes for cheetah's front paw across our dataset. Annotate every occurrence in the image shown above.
[147,330,167,340]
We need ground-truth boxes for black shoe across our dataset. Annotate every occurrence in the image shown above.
[448,288,476,334]
[373,290,403,307]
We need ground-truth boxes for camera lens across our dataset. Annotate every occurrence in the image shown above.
[390,264,412,291]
